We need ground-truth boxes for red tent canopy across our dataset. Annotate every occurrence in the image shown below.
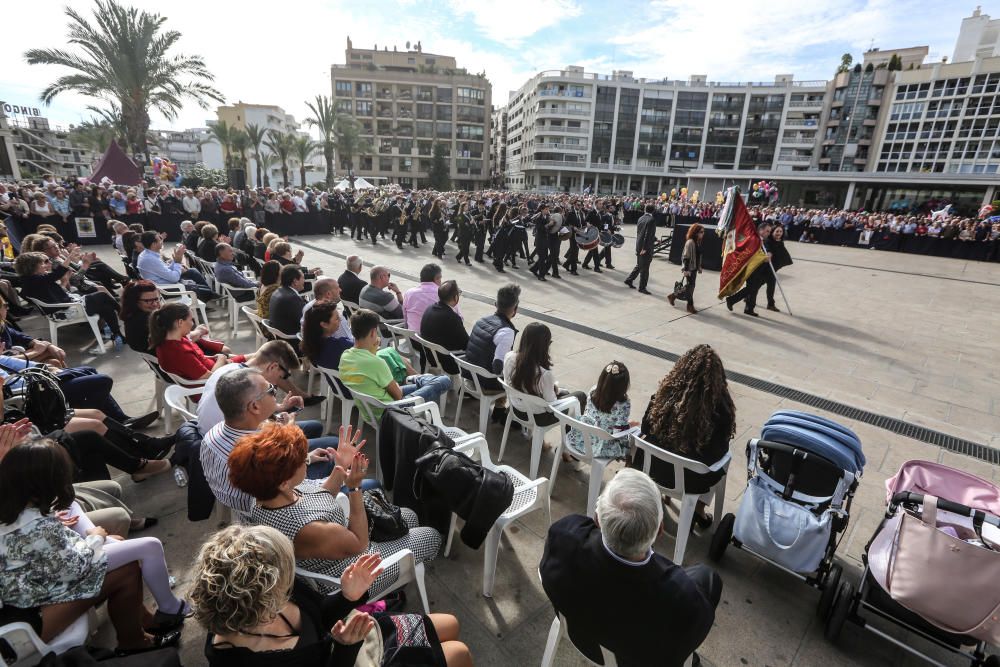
[89,140,142,185]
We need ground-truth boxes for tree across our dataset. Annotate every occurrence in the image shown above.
[257,152,276,188]
[836,53,853,74]
[428,143,451,190]
[334,114,372,189]
[25,0,223,155]
[263,129,295,188]
[230,128,251,182]
[865,62,874,73]
[70,118,121,154]
[887,54,902,71]
[291,135,319,189]
[207,121,234,171]
[305,95,337,187]
[245,122,267,188]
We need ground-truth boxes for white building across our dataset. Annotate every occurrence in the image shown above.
[953,6,1000,62]
[502,66,827,194]
[152,127,209,173]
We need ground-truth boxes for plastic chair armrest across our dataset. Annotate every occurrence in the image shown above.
[706,451,732,472]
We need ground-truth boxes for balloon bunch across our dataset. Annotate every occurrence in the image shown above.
[151,157,182,185]
[750,180,779,204]
[978,203,994,219]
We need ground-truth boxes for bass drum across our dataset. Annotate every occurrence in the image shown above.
[611,233,626,248]
[576,226,599,250]
[599,230,614,246]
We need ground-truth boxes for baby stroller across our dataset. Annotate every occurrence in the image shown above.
[709,410,865,618]
[825,459,1000,666]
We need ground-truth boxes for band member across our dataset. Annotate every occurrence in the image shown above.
[454,202,474,266]
[563,200,583,275]
[581,202,604,273]
[491,209,512,273]
[486,202,507,260]
[388,196,405,249]
[725,222,773,317]
[506,206,529,269]
[430,198,448,258]
[547,204,564,279]
[472,200,488,263]
[624,203,657,294]
[529,203,551,281]
[599,202,616,269]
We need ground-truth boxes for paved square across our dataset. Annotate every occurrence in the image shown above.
[52,235,999,666]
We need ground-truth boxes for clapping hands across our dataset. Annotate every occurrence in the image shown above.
[338,553,383,601]
[331,611,375,645]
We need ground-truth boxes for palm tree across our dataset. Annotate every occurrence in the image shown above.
[305,95,337,187]
[24,0,223,156]
[257,152,276,188]
[263,129,296,188]
[334,113,372,190]
[70,118,121,154]
[207,121,234,171]
[230,129,251,183]
[245,122,267,188]
[291,136,319,188]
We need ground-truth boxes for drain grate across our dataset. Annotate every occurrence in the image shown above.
[297,239,1000,465]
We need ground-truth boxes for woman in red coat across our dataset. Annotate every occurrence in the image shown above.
[150,303,245,382]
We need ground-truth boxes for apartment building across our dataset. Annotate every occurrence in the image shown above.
[490,106,507,187]
[3,115,97,181]
[151,128,210,173]
[330,38,492,190]
[501,66,827,194]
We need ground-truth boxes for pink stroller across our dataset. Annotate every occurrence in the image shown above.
[826,459,1000,666]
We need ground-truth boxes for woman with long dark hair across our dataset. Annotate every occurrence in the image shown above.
[668,222,704,314]
[120,281,231,357]
[503,322,586,427]
[257,260,281,318]
[636,344,736,527]
[301,302,352,370]
[150,303,244,382]
[763,224,793,312]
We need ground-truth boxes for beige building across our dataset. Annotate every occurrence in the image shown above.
[330,38,492,190]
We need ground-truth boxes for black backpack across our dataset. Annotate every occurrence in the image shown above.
[2,366,74,433]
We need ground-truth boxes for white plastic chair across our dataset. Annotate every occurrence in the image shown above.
[497,380,581,479]
[0,611,92,664]
[315,366,356,437]
[341,299,361,317]
[157,283,209,329]
[406,400,482,446]
[452,354,505,436]
[349,389,424,483]
[550,411,627,516]
[137,352,207,432]
[24,296,106,354]
[410,334,460,414]
[240,305,268,346]
[445,435,550,597]
[164,383,201,423]
[382,321,417,363]
[630,434,731,565]
[218,283,257,336]
[540,612,617,667]
[295,547,430,614]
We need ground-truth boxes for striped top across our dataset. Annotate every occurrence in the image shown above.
[200,422,256,514]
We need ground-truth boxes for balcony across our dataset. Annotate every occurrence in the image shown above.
[540,125,587,134]
[376,89,393,100]
[789,99,824,108]
[536,142,588,151]
[711,102,744,112]
[777,154,811,163]
[536,107,588,118]
[636,159,666,169]
[530,159,587,167]
[825,119,840,127]
[863,118,877,126]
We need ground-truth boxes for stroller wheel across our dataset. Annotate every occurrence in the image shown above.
[709,513,735,562]
[824,580,854,643]
[816,563,842,620]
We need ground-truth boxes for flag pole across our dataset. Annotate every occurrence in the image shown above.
[768,259,793,316]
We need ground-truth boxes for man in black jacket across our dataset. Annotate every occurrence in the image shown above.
[419,280,468,375]
[541,469,721,667]
[268,264,306,336]
[624,203,657,294]
[337,255,367,305]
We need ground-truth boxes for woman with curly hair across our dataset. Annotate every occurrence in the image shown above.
[635,344,735,528]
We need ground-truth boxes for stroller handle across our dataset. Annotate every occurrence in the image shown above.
[891,491,1000,528]
[750,439,844,474]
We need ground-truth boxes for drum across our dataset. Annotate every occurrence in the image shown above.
[558,226,572,241]
[599,230,614,246]
[576,226,599,250]
[611,233,626,248]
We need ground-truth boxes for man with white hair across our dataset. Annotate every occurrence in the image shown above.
[182,188,201,219]
[337,254,367,305]
[540,468,721,666]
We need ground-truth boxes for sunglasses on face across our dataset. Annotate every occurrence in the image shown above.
[249,383,278,405]
[277,363,291,380]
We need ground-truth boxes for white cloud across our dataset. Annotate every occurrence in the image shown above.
[447,0,581,43]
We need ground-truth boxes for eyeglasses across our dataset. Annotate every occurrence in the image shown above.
[277,363,291,380]
[249,383,278,405]
[41,259,51,264]
[138,296,162,304]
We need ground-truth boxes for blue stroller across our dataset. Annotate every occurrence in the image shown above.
[709,410,866,618]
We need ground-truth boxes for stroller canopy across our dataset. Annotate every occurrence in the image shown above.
[760,410,865,474]
[886,459,1000,515]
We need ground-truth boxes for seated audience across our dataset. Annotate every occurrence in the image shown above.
[359,265,403,320]
[0,296,67,366]
[268,264,307,335]
[540,468,721,667]
[256,260,281,318]
[0,438,187,655]
[229,422,442,598]
[337,255,367,304]
[419,280,468,375]
[301,302,353,371]
[190,524,471,667]
[197,223,222,263]
[120,280,231,356]
[464,283,520,397]
[15,250,125,350]
[637,344,735,527]
[566,360,636,460]
[213,243,256,300]
[503,322,587,423]
[271,240,322,279]
[403,263,459,330]
[300,277,352,340]
[150,302,245,382]
[135,230,217,302]
[339,309,451,407]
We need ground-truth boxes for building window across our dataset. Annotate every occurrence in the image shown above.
[457,87,485,105]
[435,122,452,139]
[379,157,393,171]
[355,82,373,97]
[335,81,352,96]
[356,101,372,116]
[407,57,416,64]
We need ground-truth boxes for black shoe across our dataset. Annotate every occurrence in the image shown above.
[744,309,759,317]
[726,296,734,312]
[303,395,326,407]
[767,304,780,312]
[605,264,615,269]
[638,288,652,295]
[115,629,182,656]
[123,411,159,431]
[140,434,177,459]
[552,273,561,279]
[537,275,547,281]
[624,280,635,289]
[130,516,159,533]
[569,270,579,276]
[693,513,714,530]
[594,267,603,273]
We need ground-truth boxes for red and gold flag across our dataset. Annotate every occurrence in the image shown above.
[717,187,767,300]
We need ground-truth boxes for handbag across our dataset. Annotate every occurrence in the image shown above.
[363,488,409,542]
[733,475,833,573]
[886,494,1000,643]
[673,275,687,298]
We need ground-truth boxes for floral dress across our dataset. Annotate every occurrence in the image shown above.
[566,399,632,459]
[0,508,107,608]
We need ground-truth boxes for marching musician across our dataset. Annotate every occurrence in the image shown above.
[491,205,513,273]
[599,201,616,270]
[581,201,604,273]
[472,198,488,263]
[529,202,551,281]
[454,202,474,266]
[547,204,564,279]
[562,199,584,275]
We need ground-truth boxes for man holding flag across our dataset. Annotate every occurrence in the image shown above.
[715,187,771,316]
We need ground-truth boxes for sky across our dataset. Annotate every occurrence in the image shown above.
[0,0,985,139]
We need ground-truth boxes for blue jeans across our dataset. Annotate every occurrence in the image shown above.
[400,374,452,403]
[56,366,128,422]
[180,268,216,302]
[300,419,378,490]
